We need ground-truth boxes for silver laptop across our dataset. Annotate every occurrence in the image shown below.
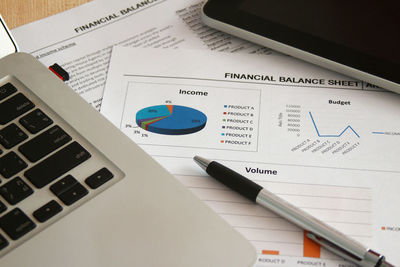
[0,17,255,266]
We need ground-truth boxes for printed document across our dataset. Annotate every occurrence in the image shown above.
[11,0,273,109]
[101,47,400,266]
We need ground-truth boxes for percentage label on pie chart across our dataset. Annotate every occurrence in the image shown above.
[136,105,207,135]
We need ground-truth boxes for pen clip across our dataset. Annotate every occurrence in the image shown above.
[306,232,362,263]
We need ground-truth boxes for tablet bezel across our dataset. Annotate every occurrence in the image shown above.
[202,0,400,91]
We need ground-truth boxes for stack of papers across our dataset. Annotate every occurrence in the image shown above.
[12,0,400,266]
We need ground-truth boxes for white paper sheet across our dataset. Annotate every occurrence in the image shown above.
[11,0,276,110]
[101,46,400,266]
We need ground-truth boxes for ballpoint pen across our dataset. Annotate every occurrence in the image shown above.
[193,156,395,267]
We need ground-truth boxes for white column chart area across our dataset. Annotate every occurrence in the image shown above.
[176,173,372,266]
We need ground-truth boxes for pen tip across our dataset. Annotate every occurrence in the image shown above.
[193,156,211,171]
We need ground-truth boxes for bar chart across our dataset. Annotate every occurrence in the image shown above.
[175,172,372,265]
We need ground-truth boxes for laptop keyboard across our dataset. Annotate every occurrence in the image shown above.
[0,80,123,255]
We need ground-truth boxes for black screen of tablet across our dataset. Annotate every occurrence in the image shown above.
[240,0,399,64]
[204,0,400,83]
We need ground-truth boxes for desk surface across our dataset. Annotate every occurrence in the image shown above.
[0,0,91,29]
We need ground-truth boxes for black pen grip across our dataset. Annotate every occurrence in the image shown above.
[207,161,263,202]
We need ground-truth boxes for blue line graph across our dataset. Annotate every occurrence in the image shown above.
[309,112,360,138]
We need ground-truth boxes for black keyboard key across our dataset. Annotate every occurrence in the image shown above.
[57,183,88,206]
[50,175,77,196]
[19,125,72,162]
[50,175,88,206]
[0,200,6,214]
[33,200,62,223]
[0,208,36,240]
[0,152,28,179]
[0,93,35,125]
[19,109,53,134]
[24,142,91,188]
[0,123,28,149]
[85,168,114,189]
[0,234,8,251]
[0,83,17,101]
[0,177,33,205]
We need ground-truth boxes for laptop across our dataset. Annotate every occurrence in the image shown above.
[0,16,256,266]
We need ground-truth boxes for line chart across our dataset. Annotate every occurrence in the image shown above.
[309,112,360,138]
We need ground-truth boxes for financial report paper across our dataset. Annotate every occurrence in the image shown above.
[101,46,400,267]
[11,0,273,110]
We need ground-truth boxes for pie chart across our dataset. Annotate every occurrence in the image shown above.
[136,105,207,135]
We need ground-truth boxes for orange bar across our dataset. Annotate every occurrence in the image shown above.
[303,231,321,258]
[262,250,279,255]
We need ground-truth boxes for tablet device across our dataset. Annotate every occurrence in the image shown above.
[201,0,400,94]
